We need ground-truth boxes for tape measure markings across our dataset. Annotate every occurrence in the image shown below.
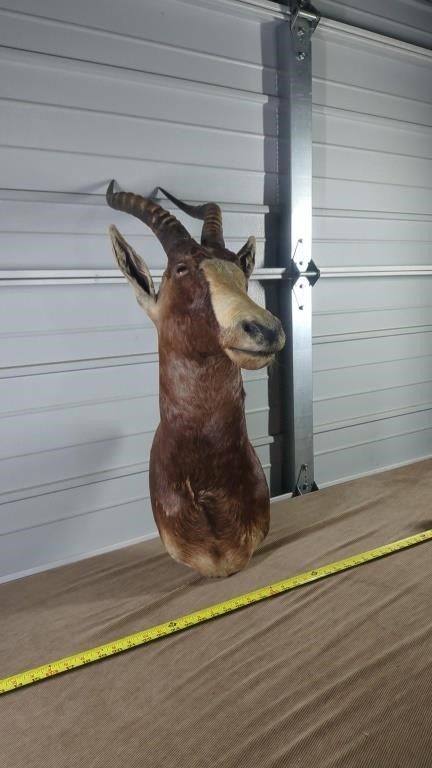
[1,528,431,695]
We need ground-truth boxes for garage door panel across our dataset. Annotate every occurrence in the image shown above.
[0,472,152,537]
[1,147,276,205]
[312,20,432,485]
[0,195,268,270]
[0,397,158,461]
[0,285,154,334]
[313,78,432,127]
[313,240,432,268]
[314,275,430,312]
[315,355,432,399]
[0,233,266,271]
[313,213,432,243]
[314,305,432,339]
[316,0,432,51]
[0,364,160,417]
[313,177,430,215]
[315,380,431,430]
[315,415,432,487]
[0,0,278,70]
[313,331,432,371]
[314,26,432,103]
[0,6,277,96]
[0,197,268,239]
[0,497,154,582]
[1,332,157,370]
[0,287,158,369]
[313,144,432,189]
[3,102,277,175]
[0,49,279,139]
[0,433,153,496]
[313,107,432,159]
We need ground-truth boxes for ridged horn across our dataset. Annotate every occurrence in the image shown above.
[106,180,192,255]
[157,187,225,249]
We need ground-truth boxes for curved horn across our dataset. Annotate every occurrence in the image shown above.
[106,180,192,255]
[157,187,225,249]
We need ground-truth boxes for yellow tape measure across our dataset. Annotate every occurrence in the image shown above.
[1,529,431,695]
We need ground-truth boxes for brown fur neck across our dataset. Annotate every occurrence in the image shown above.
[150,347,270,577]
[158,349,247,440]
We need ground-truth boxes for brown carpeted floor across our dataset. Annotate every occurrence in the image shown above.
[1,459,432,767]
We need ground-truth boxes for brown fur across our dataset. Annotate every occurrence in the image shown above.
[151,353,270,577]
[107,187,285,577]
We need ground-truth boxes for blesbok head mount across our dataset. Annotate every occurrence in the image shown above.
[106,180,285,577]
[107,180,285,369]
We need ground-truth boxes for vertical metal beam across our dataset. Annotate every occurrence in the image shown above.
[277,2,320,494]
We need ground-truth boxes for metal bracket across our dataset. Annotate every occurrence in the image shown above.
[289,238,320,310]
[290,258,321,288]
[295,463,319,495]
[290,0,320,61]
[291,260,320,310]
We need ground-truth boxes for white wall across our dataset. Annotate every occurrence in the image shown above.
[0,0,289,581]
[315,0,432,49]
[312,19,432,485]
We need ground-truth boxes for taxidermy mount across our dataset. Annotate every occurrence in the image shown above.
[107,181,285,577]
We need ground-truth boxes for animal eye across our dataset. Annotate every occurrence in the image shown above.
[175,263,188,277]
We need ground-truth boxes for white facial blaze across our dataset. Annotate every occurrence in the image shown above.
[201,258,263,330]
[200,258,284,370]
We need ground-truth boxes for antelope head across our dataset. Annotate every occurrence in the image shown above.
[107,181,285,369]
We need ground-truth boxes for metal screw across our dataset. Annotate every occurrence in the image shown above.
[297,52,306,61]
[297,27,305,38]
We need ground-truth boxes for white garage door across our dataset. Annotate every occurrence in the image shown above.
[312,19,432,485]
[0,0,290,581]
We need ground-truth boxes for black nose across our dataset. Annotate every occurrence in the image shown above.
[241,320,278,347]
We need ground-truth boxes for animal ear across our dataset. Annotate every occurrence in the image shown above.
[237,236,256,278]
[109,225,157,318]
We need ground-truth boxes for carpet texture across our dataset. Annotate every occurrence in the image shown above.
[1,459,432,767]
